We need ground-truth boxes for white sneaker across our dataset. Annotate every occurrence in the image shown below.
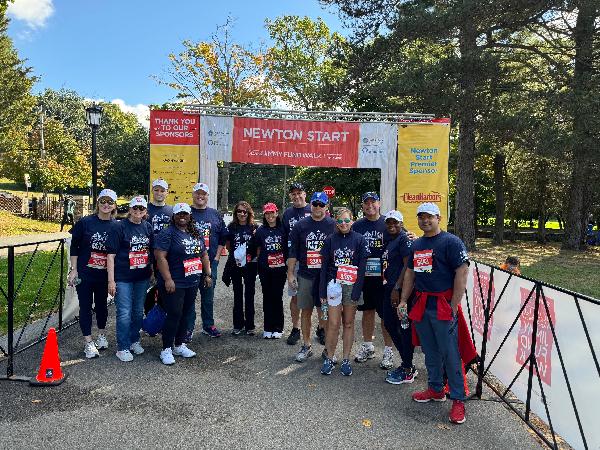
[130,341,145,355]
[354,343,375,363]
[160,348,175,365]
[95,334,108,350]
[173,343,196,358]
[380,347,394,370]
[271,332,283,339]
[116,350,134,362]
[263,331,273,339]
[84,341,99,359]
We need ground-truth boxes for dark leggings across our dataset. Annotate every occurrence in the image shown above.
[76,277,108,336]
[160,285,197,349]
[383,284,414,368]
[231,262,257,330]
[258,267,286,333]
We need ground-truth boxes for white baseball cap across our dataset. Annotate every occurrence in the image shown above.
[416,202,441,216]
[129,196,148,208]
[98,189,117,202]
[152,178,168,190]
[193,182,209,194]
[384,210,404,223]
[173,202,192,214]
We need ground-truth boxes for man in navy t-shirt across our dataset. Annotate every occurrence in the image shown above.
[399,202,469,425]
[147,178,173,235]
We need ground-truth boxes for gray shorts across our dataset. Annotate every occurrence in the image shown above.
[287,263,299,296]
[329,282,364,307]
[297,274,317,310]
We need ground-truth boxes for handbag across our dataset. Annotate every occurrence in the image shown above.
[143,289,166,336]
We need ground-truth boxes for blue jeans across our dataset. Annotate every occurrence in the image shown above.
[414,300,465,401]
[188,259,218,331]
[115,279,150,351]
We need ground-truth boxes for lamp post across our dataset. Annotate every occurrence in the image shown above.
[85,103,103,208]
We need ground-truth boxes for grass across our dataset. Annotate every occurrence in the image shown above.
[0,248,67,334]
[472,238,600,300]
[0,210,61,236]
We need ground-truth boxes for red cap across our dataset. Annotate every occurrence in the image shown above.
[263,202,278,213]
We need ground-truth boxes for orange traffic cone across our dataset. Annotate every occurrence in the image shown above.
[30,327,68,386]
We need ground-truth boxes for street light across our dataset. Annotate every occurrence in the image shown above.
[85,103,103,208]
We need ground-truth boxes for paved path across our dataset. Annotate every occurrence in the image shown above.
[0,262,543,449]
[0,232,69,257]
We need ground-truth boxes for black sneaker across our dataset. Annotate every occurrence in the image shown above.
[286,328,301,345]
[316,327,326,346]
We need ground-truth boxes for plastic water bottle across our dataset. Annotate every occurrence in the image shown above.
[398,304,409,329]
[321,302,329,321]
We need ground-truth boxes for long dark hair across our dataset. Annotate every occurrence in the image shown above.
[170,214,201,240]
[232,201,255,226]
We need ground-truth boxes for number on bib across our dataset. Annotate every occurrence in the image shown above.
[413,249,433,272]
[336,264,358,285]
[87,252,107,269]
[183,257,203,276]
[267,252,285,268]
[129,251,149,269]
[306,250,322,269]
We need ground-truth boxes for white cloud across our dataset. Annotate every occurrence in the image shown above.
[7,0,54,28]
[111,99,150,129]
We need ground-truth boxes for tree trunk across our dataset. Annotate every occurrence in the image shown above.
[492,152,505,245]
[454,22,478,250]
[536,158,549,244]
[562,0,597,250]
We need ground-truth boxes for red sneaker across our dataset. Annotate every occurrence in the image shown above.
[449,400,466,424]
[412,388,447,403]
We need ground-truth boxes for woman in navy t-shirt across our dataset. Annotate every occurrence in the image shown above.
[68,188,117,359]
[107,196,153,362]
[154,202,211,365]
[255,203,287,339]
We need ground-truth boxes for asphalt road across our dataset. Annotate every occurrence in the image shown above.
[0,261,543,450]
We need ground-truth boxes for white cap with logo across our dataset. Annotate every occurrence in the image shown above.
[98,189,117,202]
[129,196,148,208]
[152,178,169,190]
[416,202,441,216]
[193,182,209,194]
[384,210,404,223]
[173,202,192,214]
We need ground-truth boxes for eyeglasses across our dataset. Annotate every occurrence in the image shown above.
[98,199,114,205]
[336,218,351,224]
[132,205,146,211]
[311,201,326,208]
[236,210,248,215]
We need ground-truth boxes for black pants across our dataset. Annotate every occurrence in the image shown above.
[160,285,197,349]
[60,213,74,231]
[383,284,414,368]
[76,278,108,336]
[258,267,286,333]
[231,261,257,330]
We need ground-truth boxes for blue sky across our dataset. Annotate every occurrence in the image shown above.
[7,0,344,123]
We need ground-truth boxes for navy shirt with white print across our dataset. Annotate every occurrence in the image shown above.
[407,231,469,293]
[282,205,311,250]
[154,226,207,288]
[190,206,227,262]
[381,231,413,287]
[288,216,336,280]
[69,215,116,282]
[226,223,257,264]
[351,216,386,259]
[147,203,173,235]
[319,230,369,300]
[106,219,153,282]
[255,224,287,269]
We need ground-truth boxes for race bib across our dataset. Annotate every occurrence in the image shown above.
[306,250,322,269]
[87,252,107,269]
[129,251,149,269]
[336,264,358,285]
[183,257,203,276]
[413,249,433,272]
[365,258,382,277]
[267,252,285,268]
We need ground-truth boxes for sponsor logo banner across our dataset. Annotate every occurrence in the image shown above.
[150,110,199,145]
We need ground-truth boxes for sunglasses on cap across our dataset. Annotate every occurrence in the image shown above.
[336,218,351,224]
[132,205,146,211]
[98,199,114,205]
[311,201,326,208]
[236,210,248,215]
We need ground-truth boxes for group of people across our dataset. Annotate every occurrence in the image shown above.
[68,178,472,425]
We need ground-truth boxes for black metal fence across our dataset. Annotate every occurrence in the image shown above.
[0,238,72,382]
[466,261,599,450]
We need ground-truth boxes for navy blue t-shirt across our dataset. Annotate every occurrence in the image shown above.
[69,214,116,282]
[407,231,469,293]
[147,203,173,235]
[381,231,412,287]
[288,216,336,279]
[226,223,257,263]
[352,216,386,258]
[254,224,287,269]
[106,219,153,282]
[282,205,311,250]
[190,206,227,262]
[319,230,369,300]
[154,226,207,288]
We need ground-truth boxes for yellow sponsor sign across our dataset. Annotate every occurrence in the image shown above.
[396,124,450,232]
[149,144,199,205]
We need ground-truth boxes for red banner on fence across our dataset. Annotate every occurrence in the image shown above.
[232,117,359,167]
[150,110,199,145]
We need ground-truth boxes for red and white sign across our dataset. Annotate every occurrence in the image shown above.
[150,110,199,146]
[267,252,285,268]
[472,268,495,341]
[129,251,149,269]
[336,264,358,285]
[306,250,322,269]
[183,257,203,276]
[413,249,433,272]
[232,117,359,167]
[87,252,107,269]
[323,186,335,198]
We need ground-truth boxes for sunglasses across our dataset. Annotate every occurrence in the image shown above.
[336,218,351,224]
[99,199,114,205]
[236,210,248,215]
[132,205,146,211]
[311,201,326,208]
